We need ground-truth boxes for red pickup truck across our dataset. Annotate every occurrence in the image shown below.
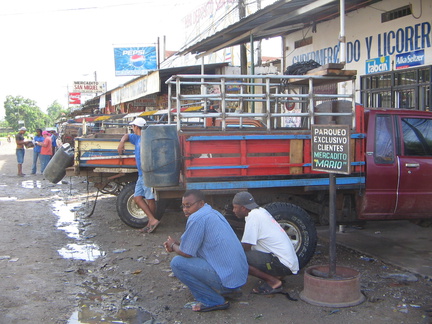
[62,73,432,268]
[359,108,432,219]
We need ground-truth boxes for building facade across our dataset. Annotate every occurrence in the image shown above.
[284,0,431,110]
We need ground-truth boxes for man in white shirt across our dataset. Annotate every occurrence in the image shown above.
[232,191,299,295]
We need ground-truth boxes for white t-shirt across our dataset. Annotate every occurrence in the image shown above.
[241,207,299,274]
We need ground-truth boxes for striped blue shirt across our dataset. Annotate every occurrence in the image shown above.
[180,203,248,288]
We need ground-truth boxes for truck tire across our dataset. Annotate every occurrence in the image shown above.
[116,182,166,228]
[264,202,317,269]
[116,182,148,228]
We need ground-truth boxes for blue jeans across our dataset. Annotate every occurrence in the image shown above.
[40,154,51,173]
[171,256,237,307]
[32,151,41,174]
[16,149,25,164]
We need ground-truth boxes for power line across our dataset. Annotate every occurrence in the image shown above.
[0,1,194,17]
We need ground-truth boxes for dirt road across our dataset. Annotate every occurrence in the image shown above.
[0,138,431,324]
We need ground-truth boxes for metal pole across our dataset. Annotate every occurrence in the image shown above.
[339,0,346,64]
[250,34,255,113]
[329,173,337,277]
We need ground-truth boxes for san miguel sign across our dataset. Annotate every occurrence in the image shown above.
[311,125,351,175]
[73,81,107,93]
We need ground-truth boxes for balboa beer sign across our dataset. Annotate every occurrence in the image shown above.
[312,125,351,175]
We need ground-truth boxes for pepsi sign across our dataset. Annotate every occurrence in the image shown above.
[114,47,157,76]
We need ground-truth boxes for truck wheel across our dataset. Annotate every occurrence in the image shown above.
[116,182,148,228]
[264,202,317,269]
[116,182,167,228]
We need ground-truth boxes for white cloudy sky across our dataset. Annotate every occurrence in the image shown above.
[0,0,207,115]
[0,0,279,117]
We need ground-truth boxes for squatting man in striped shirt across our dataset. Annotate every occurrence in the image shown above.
[164,189,248,312]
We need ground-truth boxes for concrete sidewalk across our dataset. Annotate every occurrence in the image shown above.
[317,220,432,279]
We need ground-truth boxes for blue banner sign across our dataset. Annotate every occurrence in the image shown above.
[114,47,157,76]
[365,56,390,74]
[396,50,425,69]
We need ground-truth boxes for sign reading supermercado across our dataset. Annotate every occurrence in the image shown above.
[312,125,351,175]
[73,81,107,93]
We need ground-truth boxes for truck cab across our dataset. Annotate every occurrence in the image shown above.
[359,108,432,219]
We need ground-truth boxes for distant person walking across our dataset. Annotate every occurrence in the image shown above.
[15,127,31,176]
[31,129,44,174]
[37,131,52,173]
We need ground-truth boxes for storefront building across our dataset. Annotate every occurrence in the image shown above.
[284,0,431,110]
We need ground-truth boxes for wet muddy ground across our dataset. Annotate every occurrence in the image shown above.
[1,139,432,324]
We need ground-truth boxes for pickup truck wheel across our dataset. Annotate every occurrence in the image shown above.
[116,182,148,228]
[264,202,317,269]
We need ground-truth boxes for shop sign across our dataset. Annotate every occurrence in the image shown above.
[73,81,107,93]
[69,92,81,105]
[396,49,425,69]
[113,47,157,76]
[365,56,390,74]
[312,125,351,175]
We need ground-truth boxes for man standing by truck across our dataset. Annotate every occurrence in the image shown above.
[117,117,159,233]
[232,192,299,294]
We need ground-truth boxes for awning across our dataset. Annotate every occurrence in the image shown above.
[92,114,127,122]
[178,0,382,57]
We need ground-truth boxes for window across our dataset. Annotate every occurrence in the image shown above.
[395,70,417,86]
[374,115,395,163]
[396,89,415,109]
[361,65,432,111]
[381,5,411,23]
[401,118,432,156]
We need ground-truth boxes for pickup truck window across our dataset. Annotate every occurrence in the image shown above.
[402,118,432,156]
[375,115,395,164]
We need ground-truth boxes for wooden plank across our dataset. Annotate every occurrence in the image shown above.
[309,63,345,72]
[306,69,357,77]
[287,70,357,86]
[290,140,304,175]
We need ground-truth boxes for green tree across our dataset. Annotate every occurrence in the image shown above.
[4,96,50,132]
[46,100,68,125]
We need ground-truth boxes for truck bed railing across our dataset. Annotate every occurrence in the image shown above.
[165,74,357,132]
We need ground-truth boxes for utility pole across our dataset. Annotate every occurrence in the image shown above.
[239,0,247,75]
[256,0,262,66]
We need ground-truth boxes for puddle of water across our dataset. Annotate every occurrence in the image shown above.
[67,279,152,324]
[21,180,42,189]
[52,200,105,261]
[53,190,149,323]
[0,197,17,201]
[53,200,81,239]
[58,243,104,262]
[68,307,151,324]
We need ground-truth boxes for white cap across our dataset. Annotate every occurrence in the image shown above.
[19,127,27,131]
[129,117,147,128]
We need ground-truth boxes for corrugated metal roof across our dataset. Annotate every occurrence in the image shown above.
[179,0,382,56]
